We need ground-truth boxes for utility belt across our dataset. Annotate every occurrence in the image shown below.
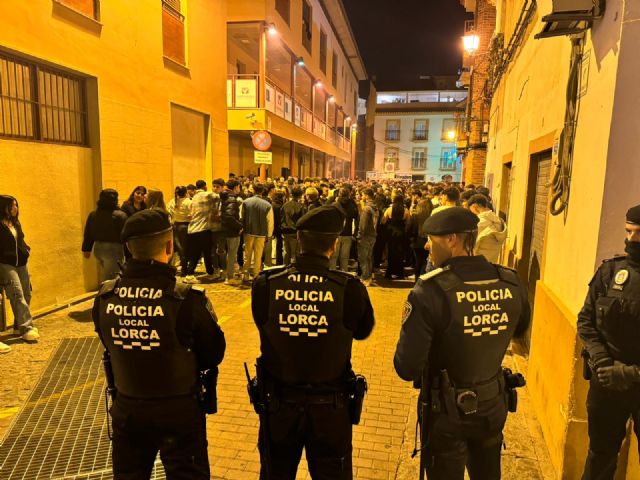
[245,362,367,424]
[428,368,525,418]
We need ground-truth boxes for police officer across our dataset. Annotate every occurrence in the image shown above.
[579,205,640,480]
[92,209,226,479]
[394,207,530,480]
[251,205,375,480]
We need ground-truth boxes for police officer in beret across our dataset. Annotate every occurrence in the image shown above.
[579,205,640,479]
[250,205,375,479]
[393,207,530,480]
[92,209,226,479]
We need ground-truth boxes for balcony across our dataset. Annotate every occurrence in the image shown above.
[440,158,457,171]
[227,75,351,153]
[385,129,400,141]
[412,130,428,141]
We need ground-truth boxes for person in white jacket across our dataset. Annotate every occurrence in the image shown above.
[468,194,507,263]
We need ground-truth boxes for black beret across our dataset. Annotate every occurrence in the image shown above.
[626,205,640,225]
[423,207,479,236]
[121,209,172,242]
[296,205,345,235]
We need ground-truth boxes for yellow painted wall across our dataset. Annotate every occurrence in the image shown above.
[486,0,625,477]
[0,0,228,307]
[0,141,97,310]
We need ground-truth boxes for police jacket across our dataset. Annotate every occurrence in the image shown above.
[252,254,374,387]
[394,256,530,387]
[92,259,226,398]
[578,255,640,366]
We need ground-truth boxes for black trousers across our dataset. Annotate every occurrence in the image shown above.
[259,402,353,480]
[582,380,640,480]
[424,396,508,480]
[413,247,428,283]
[110,395,210,480]
[186,230,213,275]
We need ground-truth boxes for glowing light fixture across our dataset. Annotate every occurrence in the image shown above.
[328,96,336,103]
[315,80,323,88]
[463,33,480,55]
[267,24,277,36]
[447,130,456,141]
[296,57,305,66]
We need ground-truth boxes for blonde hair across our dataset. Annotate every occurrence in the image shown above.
[146,188,166,212]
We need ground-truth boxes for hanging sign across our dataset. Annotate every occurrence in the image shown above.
[252,130,272,151]
[254,151,273,164]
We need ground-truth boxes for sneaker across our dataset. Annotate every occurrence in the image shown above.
[225,278,242,286]
[22,328,40,342]
[13,326,38,336]
[183,275,199,284]
[0,342,11,354]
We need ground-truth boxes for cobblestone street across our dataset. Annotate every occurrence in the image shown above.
[0,278,555,479]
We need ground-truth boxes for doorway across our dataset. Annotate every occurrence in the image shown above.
[518,150,552,351]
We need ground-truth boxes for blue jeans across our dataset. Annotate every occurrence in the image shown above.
[0,263,33,333]
[94,241,125,283]
[357,236,376,280]
[225,236,240,279]
[330,236,353,271]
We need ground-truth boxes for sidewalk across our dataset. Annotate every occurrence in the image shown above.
[0,278,555,479]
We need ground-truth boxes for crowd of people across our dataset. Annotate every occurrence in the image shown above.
[0,175,508,354]
[80,175,509,288]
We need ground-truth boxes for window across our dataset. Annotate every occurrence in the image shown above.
[441,118,457,141]
[162,0,186,65]
[275,0,290,25]
[413,119,429,140]
[412,148,427,170]
[385,119,400,141]
[384,148,399,170]
[440,147,458,171]
[56,0,100,20]
[0,52,87,145]
[302,0,312,53]
[331,52,338,88]
[319,31,327,74]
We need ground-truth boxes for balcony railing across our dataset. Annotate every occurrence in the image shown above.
[440,158,457,171]
[227,75,351,152]
[385,129,400,141]
[412,130,428,141]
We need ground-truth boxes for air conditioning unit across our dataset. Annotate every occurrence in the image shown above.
[536,0,606,39]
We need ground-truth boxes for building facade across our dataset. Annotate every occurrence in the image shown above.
[483,0,640,478]
[0,0,229,311]
[373,89,467,181]
[226,0,367,180]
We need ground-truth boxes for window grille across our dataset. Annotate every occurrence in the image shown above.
[0,52,87,145]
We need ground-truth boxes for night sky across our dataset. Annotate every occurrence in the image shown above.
[342,0,469,83]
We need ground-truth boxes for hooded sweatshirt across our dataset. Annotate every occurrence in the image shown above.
[475,210,508,263]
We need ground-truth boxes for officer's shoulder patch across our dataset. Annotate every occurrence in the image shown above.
[330,269,356,278]
[190,285,206,294]
[98,279,118,297]
[419,267,446,282]
[401,301,413,325]
[172,281,193,299]
[263,265,289,279]
[493,263,517,273]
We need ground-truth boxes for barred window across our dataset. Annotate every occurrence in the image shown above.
[0,52,87,145]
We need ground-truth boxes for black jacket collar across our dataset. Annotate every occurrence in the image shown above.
[122,259,176,279]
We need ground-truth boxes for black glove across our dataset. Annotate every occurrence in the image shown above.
[596,361,640,390]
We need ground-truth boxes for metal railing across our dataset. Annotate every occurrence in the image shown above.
[412,130,428,141]
[439,158,457,171]
[385,129,400,141]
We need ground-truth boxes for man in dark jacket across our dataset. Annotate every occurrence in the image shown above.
[251,206,374,479]
[330,188,359,271]
[281,187,304,265]
[93,209,225,479]
[221,180,243,285]
[82,189,128,282]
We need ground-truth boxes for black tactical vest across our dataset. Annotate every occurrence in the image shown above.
[97,277,198,398]
[595,258,640,364]
[263,266,351,385]
[429,266,523,386]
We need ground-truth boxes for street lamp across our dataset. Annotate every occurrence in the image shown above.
[446,130,456,141]
[296,57,305,67]
[315,80,322,88]
[328,95,335,103]
[463,33,480,55]
[267,23,277,36]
